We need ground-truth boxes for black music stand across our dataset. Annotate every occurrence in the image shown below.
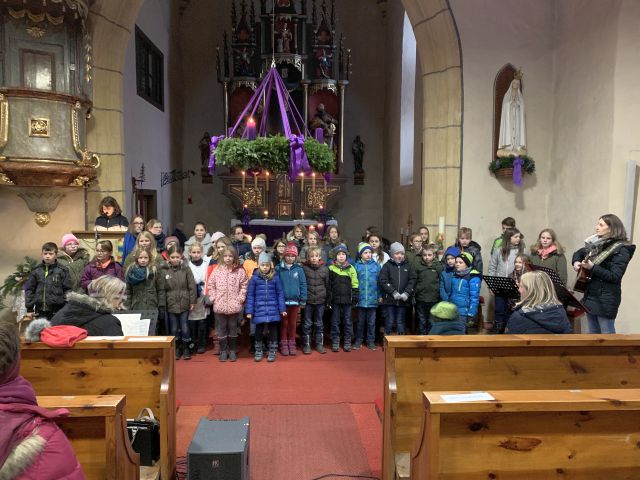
[530,264,565,286]
[483,276,520,299]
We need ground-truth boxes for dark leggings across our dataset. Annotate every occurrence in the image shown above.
[255,321,278,345]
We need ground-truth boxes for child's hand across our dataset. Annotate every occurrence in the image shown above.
[240,317,247,326]
[282,311,287,317]
[246,314,252,319]
[189,304,195,311]
[573,261,582,272]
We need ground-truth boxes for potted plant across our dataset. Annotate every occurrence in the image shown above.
[0,256,38,320]
[489,155,535,180]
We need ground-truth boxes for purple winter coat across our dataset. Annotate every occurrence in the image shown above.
[80,258,124,291]
[0,374,84,479]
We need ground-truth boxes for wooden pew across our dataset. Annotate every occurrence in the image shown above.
[412,389,640,479]
[38,394,139,480]
[383,334,640,480]
[21,336,175,480]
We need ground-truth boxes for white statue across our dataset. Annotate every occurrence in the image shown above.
[497,73,527,157]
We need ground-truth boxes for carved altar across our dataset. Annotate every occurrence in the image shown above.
[210,0,351,220]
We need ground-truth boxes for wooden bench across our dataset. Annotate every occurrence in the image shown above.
[383,334,640,480]
[21,336,175,480]
[412,389,640,479]
[38,394,139,480]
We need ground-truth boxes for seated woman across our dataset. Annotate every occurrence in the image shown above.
[506,271,572,334]
[94,196,129,231]
[0,320,84,478]
[49,276,126,336]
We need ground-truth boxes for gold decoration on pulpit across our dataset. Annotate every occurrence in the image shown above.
[34,212,51,227]
[29,118,50,137]
[71,175,90,187]
[0,94,7,149]
[26,25,46,38]
[0,173,14,185]
[76,148,100,168]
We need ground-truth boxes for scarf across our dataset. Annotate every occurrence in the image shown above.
[258,269,275,280]
[126,265,148,285]
[537,245,556,260]
[455,266,472,277]
[191,258,204,267]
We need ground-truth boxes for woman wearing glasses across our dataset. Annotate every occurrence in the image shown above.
[122,215,146,263]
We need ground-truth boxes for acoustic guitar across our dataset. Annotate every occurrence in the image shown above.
[573,250,596,293]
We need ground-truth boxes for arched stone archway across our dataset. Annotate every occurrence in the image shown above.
[84,0,144,221]
[401,0,462,242]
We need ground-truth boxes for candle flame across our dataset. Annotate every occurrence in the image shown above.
[247,117,256,126]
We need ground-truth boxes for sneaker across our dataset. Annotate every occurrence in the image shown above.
[219,351,228,362]
[254,349,263,362]
[352,341,362,350]
[196,345,205,354]
[229,350,237,362]
[367,342,377,351]
[267,350,276,362]
[316,343,326,354]
[303,343,312,355]
[343,342,352,352]
[331,343,340,352]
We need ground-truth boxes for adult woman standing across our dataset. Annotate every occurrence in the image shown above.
[571,214,636,334]
[506,271,572,334]
[530,228,568,284]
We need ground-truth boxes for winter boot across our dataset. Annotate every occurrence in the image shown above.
[175,339,183,360]
[249,335,256,354]
[228,337,238,362]
[315,334,326,354]
[280,339,290,356]
[343,339,352,352]
[197,322,207,354]
[219,338,228,362]
[288,339,297,356]
[303,335,312,355]
[267,342,277,362]
[212,333,221,355]
[254,343,264,362]
[183,341,194,360]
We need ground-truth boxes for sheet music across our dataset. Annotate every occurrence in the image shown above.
[114,313,150,337]
[440,392,495,403]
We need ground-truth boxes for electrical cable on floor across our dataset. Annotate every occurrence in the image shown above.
[309,474,379,480]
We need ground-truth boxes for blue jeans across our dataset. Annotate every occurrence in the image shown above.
[493,296,509,334]
[384,305,407,335]
[331,304,353,343]
[303,303,325,336]
[167,311,190,341]
[415,301,435,335]
[586,313,616,334]
[356,308,377,344]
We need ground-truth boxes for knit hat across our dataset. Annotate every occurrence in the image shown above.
[457,251,473,267]
[284,242,298,257]
[444,246,461,259]
[258,251,272,265]
[41,325,88,347]
[61,233,79,248]
[331,243,349,257]
[164,236,179,248]
[211,231,226,243]
[358,242,373,257]
[389,242,405,256]
[430,302,459,321]
[251,237,267,250]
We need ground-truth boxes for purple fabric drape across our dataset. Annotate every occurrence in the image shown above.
[208,135,225,175]
[288,134,311,182]
[513,156,524,186]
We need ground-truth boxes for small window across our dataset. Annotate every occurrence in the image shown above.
[135,26,164,111]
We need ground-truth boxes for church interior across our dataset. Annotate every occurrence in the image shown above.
[1,0,640,479]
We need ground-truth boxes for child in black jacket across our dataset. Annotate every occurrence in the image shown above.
[24,242,72,319]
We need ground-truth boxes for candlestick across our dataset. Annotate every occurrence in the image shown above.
[241,171,246,190]
[312,172,316,191]
[438,216,445,234]
[300,172,305,210]
[324,178,327,192]
[264,210,269,219]
[254,171,258,190]
[265,171,269,192]
[301,211,305,220]
[246,117,256,140]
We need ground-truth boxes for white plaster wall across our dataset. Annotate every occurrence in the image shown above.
[383,0,423,244]
[450,0,555,263]
[123,0,173,225]
[177,0,387,248]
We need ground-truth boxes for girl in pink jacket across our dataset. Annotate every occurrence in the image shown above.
[207,246,248,362]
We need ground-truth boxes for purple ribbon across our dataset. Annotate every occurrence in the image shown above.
[288,134,311,182]
[208,135,225,175]
[513,156,524,186]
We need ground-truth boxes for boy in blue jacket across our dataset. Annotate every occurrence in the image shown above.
[439,246,460,302]
[448,252,481,331]
[246,252,286,362]
[354,242,381,350]
[276,242,307,356]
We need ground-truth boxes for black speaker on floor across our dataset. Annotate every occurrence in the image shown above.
[187,417,250,480]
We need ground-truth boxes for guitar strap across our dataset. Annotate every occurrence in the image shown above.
[592,241,624,266]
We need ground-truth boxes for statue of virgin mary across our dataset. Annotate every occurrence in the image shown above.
[497,74,527,157]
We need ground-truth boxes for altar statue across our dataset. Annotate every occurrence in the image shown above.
[352,136,365,173]
[497,73,527,157]
[199,131,211,166]
[309,103,338,148]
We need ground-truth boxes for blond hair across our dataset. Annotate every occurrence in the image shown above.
[87,275,127,311]
[516,271,561,309]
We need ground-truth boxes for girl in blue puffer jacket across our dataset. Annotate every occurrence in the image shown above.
[449,252,481,331]
[354,242,382,350]
[245,252,286,362]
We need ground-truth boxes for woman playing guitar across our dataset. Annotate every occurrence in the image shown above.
[571,214,636,333]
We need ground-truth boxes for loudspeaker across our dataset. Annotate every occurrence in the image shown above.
[187,417,250,480]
